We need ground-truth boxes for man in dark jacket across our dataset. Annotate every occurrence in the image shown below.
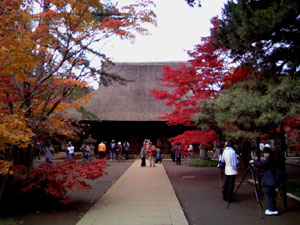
[250,144,278,216]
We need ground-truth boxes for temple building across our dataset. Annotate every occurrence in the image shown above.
[72,62,187,154]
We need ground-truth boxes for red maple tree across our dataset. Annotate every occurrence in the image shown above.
[150,18,230,146]
[13,159,107,203]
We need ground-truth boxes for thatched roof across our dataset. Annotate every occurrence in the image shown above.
[74,62,183,121]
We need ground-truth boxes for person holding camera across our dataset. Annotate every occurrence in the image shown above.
[249,144,278,216]
[220,141,238,202]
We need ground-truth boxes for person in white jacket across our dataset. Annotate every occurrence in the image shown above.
[220,141,238,202]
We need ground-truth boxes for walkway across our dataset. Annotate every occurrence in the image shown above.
[76,159,188,225]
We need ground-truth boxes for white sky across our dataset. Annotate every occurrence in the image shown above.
[101,0,227,62]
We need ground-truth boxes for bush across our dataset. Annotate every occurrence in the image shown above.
[188,159,219,167]
[1,159,108,216]
[0,218,17,225]
[286,179,300,198]
[21,159,107,202]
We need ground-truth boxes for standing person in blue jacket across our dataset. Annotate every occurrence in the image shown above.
[123,141,130,160]
[250,144,279,216]
[175,144,183,165]
[110,139,116,161]
[220,140,238,202]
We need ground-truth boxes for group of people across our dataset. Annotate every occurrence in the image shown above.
[35,141,75,163]
[140,139,163,167]
[98,140,130,161]
[170,144,193,165]
[65,139,131,162]
[219,141,280,216]
[65,141,93,161]
[33,139,131,163]
[34,141,56,163]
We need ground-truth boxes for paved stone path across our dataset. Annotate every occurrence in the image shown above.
[77,159,188,225]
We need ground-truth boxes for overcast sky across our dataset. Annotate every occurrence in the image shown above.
[101,0,227,62]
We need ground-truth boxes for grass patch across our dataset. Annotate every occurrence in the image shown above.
[0,219,17,225]
[286,179,300,198]
[188,159,219,167]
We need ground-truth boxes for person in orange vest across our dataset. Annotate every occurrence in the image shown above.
[98,141,106,159]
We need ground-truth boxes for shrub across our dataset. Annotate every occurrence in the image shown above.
[286,179,300,198]
[188,159,219,167]
[13,159,107,204]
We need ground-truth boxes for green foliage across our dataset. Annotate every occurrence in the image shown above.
[214,75,300,140]
[286,179,300,198]
[215,78,270,139]
[213,0,300,77]
[66,86,94,102]
[264,77,300,118]
[0,219,17,225]
[187,159,218,167]
[211,0,300,141]
[192,99,220,133]
[78,106,99,120]
[185,0,201,7]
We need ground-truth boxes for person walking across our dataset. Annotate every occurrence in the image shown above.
[66,141,74,159]
[110,139,116,161]
[155,147,163,164]
[188,144,193,160]
[140,143,147,167]
[123,141,130,160]
[183,145,189,164]
[117,141,124,161]
[250,144,279,216]
[213,141,222,159]
[44,143,55,163]
[170,144,176,162]
[220,140,238,202]
[81,143,91,162]
[98,141,106,159]
[175,144,183,165]
[34,142,42,160]
[149,143,156,167]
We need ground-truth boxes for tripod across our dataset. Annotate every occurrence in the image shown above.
[227,164,263,219]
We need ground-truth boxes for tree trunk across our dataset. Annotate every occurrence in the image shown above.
[278,122,288,210]
[199,145,207,160]
[0,172,10,215]
[256,137,262,194]
[13,146,34,171]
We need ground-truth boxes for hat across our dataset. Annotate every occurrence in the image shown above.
[262,146,272,154]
